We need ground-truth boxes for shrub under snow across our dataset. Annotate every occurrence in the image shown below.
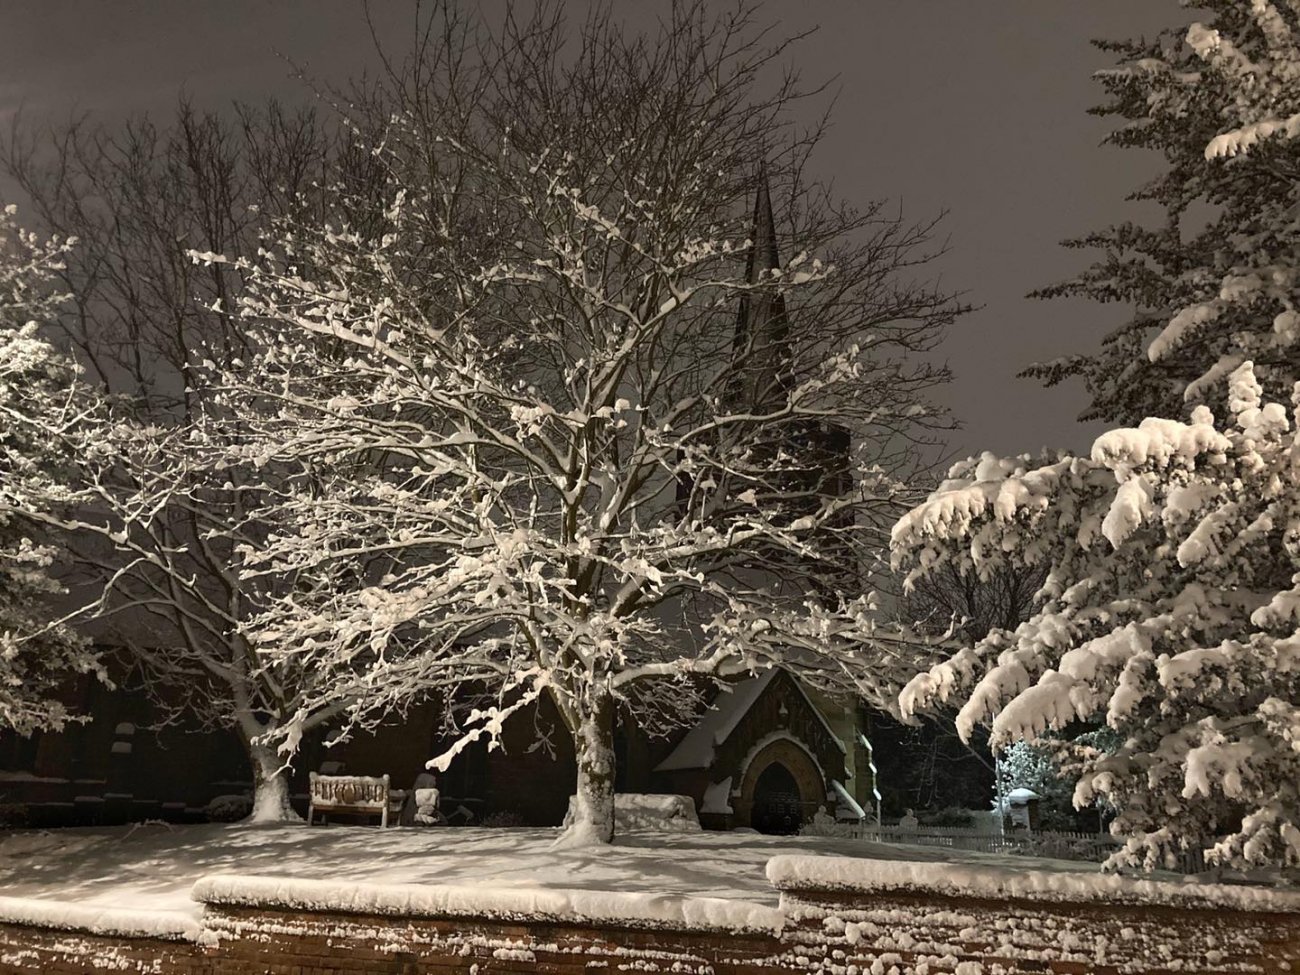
[562,794,702,834]
[205,794,254,823]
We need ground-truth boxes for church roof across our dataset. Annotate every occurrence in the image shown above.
[654,670,778,772]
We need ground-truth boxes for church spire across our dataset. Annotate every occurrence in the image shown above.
[734,164,792,410]
[745,162,782,287]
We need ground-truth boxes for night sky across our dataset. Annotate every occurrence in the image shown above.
[0,1,1187,460]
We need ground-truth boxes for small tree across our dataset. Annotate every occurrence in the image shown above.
[0,207,102,734]
[997,731,1118,833]
[197,1,962,844]
[895,362,1300,871]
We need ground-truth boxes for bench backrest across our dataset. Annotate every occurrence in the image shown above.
[308,772,390,811]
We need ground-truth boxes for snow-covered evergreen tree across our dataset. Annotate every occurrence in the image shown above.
[904,0,1300,871]
[997,740,1066,815]
[895,362,1300,871]
[195,3,960,844]
[1026,1,1300,425]
[0,207,102,734]
[1192,0,1300,159]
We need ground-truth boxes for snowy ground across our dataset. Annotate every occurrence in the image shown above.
[0,823,1089,922]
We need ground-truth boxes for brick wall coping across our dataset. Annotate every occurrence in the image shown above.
[766,854,1300,913]
[190,873,786,934]
[0,895,201,941]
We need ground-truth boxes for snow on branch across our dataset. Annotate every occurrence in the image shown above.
[894,362,1300,872]
[0,207,105,735]
[1191,3,1300,158]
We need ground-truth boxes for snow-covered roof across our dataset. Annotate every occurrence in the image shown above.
[654,671,778,772]
[1005,788,1041,802]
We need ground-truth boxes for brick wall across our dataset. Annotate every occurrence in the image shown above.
[779,887,1300,974]
[2,869,1299,974]
[0,921,203,975]
[202,904,786,975]
[0,908,789,975]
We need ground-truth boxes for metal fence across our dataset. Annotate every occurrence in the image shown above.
[883,824,1121,861]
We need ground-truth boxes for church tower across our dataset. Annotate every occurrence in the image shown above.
[730,167,854,547]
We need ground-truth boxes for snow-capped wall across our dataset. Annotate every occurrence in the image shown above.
[0,896,201,941]
[766,854,1300,913]
[3,855,1299,973]
[191,873,782,934]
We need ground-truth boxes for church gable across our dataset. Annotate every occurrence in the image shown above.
[710,669,846,786]
[651,668,850,833]
[654,668,847,785]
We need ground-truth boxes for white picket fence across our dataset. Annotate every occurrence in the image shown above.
[803,821,1206,873]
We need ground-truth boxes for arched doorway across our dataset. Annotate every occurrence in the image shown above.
[750,762,803,835]
[734,735,826,833]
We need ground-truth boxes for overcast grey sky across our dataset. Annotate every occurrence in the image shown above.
[0,1,1186,459]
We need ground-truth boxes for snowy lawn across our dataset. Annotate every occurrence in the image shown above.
[0,823,1088,923]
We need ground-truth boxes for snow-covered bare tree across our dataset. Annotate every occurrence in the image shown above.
[0,207,103,734]
[904,560,1043,646]
[894,363,1300,872]
[1,104,387,819]
[1025,1,1300,425]
[195,1,963,843]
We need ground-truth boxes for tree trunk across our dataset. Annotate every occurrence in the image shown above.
[555,691,616,847]
[246,738,300,823]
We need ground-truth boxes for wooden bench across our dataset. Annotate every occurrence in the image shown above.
[307,772,390,827]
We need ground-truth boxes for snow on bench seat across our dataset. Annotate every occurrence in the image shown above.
[766,854,1300,913]
[0,895,201,941]
[308,771,390,826]
[191,873,785,934]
